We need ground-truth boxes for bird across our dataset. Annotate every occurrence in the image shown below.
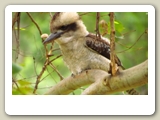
[43,12,139,95]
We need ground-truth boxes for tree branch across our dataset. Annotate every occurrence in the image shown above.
[95,12,101,39]
[12,12,21,61]
[45,60,148,95]
[109,12,117,76]
[82,60,148,95]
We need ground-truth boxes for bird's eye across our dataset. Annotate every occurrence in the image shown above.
[60,25,68,30]
[58,23,77,31]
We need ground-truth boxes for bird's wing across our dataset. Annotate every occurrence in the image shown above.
[85,33,124,68]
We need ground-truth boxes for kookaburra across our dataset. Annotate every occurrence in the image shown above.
[43,12,139,95]
[43,12,122,74]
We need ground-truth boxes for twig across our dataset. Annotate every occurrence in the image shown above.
[12,12,21,61]
[48,55,62,64]
[12,12,20,29]
[49,12,53,18]
[33,55,62,94]
[33,57,38,75]
[48,42,55,56]
[109,12,116,76]
[52,48,60,52]
[26,12,43,42]
[33,38,61,93]
[12,78,25,95]
[33,60,48,94]
[116,29,147,54]
[45,60,148,95]
[40,70,57,83]
[49,63,64,80]
[95,12,101,39]
[12,78,19,90]
[122,29,136,36]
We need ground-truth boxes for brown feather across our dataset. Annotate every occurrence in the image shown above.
[86,33,124,69]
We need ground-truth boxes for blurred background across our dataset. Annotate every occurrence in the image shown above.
[12,12,148,95]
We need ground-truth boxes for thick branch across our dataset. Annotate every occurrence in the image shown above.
[44,70,106,95]
[82,60,148,95]
[45,60,148,95]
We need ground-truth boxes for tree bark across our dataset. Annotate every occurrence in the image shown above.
[44,60,148,95]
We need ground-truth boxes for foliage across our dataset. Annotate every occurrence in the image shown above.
[12,12,148,95]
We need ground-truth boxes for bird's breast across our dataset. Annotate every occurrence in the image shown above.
[60,43,111,75]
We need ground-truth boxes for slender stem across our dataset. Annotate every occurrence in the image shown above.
[95,12,101,39]
[109,12,116,76]
[26,12,43,42]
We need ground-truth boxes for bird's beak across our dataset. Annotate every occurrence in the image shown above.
[43,31,63,44]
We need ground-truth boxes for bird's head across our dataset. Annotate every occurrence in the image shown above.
[43,12,89,45]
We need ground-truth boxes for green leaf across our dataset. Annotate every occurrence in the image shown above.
[19,86,34,95]
[12,89,22,95]
[14,27,26,30]
[17,80,32,86]
[115,35,124,40]
[107,21,125,35]
[114,21,119,24]
[114,20,125,33]
[12,62,22,75]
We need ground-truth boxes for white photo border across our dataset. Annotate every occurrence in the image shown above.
[5,5,155,115]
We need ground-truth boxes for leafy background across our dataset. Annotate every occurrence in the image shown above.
[12,12,148,95]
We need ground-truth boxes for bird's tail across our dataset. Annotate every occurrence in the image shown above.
[126,88,140,95]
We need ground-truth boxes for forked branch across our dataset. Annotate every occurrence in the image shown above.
[45,60,148,95]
